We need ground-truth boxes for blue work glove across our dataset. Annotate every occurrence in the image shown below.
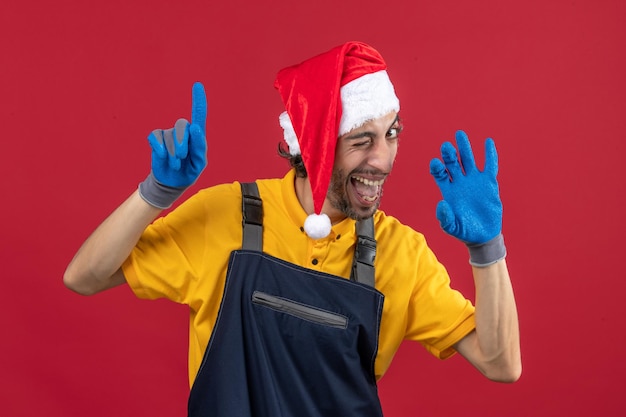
[429,130,506,266]
[139,82,207,209]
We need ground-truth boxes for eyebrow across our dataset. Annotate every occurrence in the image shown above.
[343,115,401,140]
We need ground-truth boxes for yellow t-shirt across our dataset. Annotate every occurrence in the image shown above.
[122,169,475,387]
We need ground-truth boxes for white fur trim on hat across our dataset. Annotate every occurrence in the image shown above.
[304,213,332,239]
[279,111,300,155]
[339,70,400,136]
[279,71,399,155]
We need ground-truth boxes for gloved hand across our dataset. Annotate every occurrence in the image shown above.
[429,130,506,266]
[139,82,207,209]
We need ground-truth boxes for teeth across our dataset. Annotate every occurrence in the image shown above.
[352,176,384,186]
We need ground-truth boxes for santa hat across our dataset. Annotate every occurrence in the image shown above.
[274,41,400,239]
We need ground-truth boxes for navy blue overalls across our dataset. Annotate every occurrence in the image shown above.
[188,182,385,417]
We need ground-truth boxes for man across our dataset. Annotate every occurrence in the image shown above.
[64,41,520,416]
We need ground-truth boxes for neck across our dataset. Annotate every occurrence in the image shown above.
[294,176,346,224]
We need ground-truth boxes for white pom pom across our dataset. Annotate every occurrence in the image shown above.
[304,213,332,239]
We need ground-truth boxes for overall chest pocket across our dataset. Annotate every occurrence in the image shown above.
[251,291,348,329]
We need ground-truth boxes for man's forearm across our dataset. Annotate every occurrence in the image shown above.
[63,190,162,295]
[456,259,522,382]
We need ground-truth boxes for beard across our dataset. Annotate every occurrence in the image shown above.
[327,167,384,221]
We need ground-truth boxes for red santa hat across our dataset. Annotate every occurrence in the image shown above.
[274,41,400,239]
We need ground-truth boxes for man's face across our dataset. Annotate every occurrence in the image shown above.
[326,112,402,221]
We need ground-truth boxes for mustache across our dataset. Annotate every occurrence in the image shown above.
[349,167,390,177]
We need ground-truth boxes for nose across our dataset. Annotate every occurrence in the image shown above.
[367,138,396,171]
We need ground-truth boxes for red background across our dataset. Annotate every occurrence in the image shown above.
[1,0,625,416]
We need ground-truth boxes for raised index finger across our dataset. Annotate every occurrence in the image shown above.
[191,82,207,134]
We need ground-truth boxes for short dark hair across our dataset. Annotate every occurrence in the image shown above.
[277,142,307,177]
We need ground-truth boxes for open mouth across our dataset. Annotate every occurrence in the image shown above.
[350,175,384,204]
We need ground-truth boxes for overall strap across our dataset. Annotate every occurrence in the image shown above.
[240,181,376,287]
[240,182,263,251]
[350,217,377,288]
